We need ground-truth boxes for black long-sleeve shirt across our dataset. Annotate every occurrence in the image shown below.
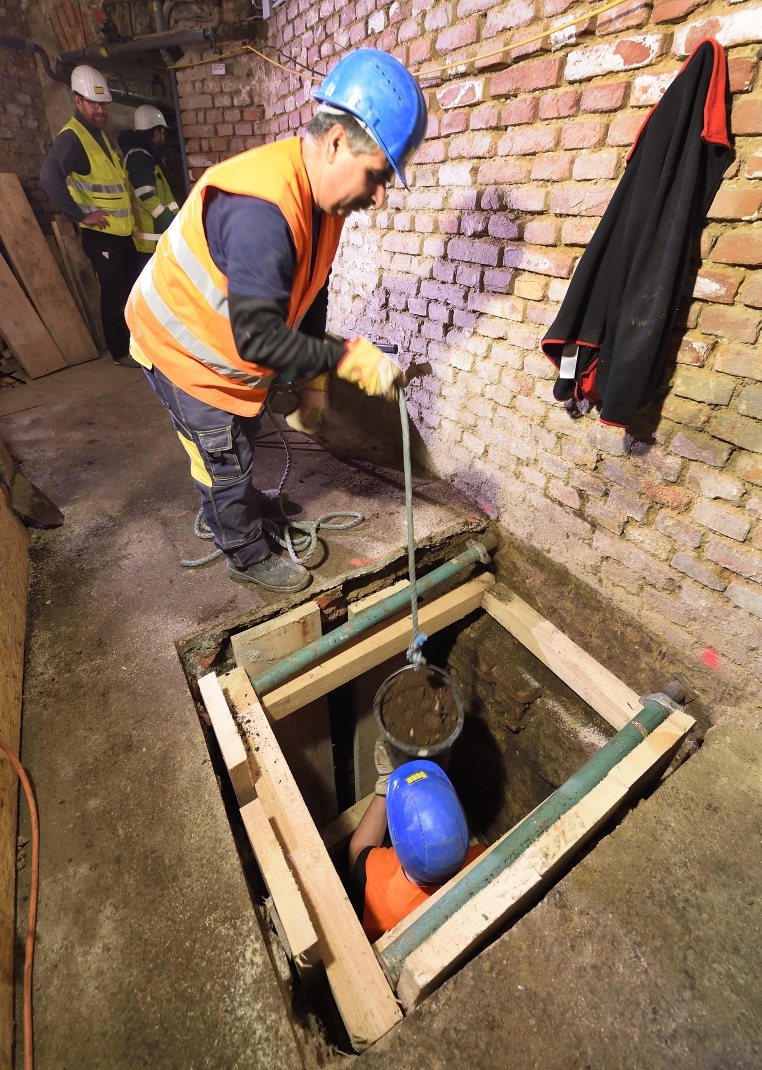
[40,113,116,223]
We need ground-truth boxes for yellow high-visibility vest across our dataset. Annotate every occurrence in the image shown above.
[61,116,133,238]
[124,148,178,253]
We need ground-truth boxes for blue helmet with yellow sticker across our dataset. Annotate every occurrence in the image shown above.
[386,760,469,885]
[311,49,427,189]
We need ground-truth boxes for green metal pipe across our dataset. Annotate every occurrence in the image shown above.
[247,532,497,695]
[378,689,684,987]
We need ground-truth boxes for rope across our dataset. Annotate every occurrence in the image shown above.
[414,0,634,79]
[398,387,427,671]
[180,393,364,568]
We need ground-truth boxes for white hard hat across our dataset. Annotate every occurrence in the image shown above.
[134,104,168,131]
[70,64,112,103]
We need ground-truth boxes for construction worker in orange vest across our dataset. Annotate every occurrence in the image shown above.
[350,744,486,942]
[125,49,427,593]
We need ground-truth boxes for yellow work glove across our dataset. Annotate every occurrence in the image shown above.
[336,337,407,402]
[374,736,395,796]
[285,374,329,434]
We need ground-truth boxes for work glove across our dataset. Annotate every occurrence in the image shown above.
[285,374,329,434]
[374,736,395,796]
[336,337,407,402]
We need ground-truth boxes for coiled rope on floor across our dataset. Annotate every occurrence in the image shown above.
[180,394,364,568]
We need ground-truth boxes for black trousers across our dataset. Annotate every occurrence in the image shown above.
[80,228,150,360]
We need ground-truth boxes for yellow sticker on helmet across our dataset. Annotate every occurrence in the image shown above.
[405,771,428,784]
[94,86,104,94]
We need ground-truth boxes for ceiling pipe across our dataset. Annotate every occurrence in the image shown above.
[57,25,212,65]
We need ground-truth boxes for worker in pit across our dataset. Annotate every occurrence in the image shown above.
[40,65,143,369]
[349,743,486,942]
[125,49,427,594]
[118,105,179,260]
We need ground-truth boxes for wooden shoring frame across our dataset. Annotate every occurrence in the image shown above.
[199,569,694,1048]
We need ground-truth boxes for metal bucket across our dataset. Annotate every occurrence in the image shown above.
[373,664,464,771]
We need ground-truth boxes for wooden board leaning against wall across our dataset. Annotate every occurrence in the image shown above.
[0,435,29,1070]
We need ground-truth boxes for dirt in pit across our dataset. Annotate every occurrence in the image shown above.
[379,668,460,747]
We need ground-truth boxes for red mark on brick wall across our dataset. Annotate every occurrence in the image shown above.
[701,647,719,670]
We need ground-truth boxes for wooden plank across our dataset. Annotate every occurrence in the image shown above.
[231,602,337,826]
[320,793,374,853]
[259,574,495,722]
[234,692,402,1050]
[0,254,66,379]
[0,486,29,1070]
[231,600,321,672]
[483,583,641,730]
[52,217,107,351]
[198,672,256,805]
[395,710,695,1012]
[348,581,409,802]
[240,798,320,970]
[0,174,98,366]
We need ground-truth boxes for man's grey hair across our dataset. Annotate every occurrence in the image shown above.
[306,105,380,156]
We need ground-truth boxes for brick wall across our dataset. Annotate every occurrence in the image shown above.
[0,0,56,229]
[176,0,762,715]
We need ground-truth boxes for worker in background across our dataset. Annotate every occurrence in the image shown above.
[118,105,179,260]
[126,49,427,594]
[349,744,486,942]
[40,65,143,369]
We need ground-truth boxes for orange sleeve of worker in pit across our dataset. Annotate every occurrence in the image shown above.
[361,843,486,944]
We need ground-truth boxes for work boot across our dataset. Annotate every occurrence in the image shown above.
[113,354,141,369]
[255,489,302,518]
[227,552,311,592]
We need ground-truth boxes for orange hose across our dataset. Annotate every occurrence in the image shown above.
[0,740,39,1070]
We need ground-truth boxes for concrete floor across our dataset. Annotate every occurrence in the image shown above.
[0,356,479,1069]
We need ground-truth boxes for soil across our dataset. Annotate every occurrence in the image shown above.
[379,668,460,748]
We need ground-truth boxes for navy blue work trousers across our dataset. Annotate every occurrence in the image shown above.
[143,363,270,567]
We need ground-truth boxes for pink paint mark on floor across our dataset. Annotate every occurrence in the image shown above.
[701,647,719,670]
[352,554,383,567]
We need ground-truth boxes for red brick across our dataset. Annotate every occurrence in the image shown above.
[511,187,548,211]
[675,336,713,367]
[524,220,559,245]
[705,537,762,583]
[701,304,762,344]
[499,127,560,155]
[716,343,762,380]
[728,57,758,94]
[474,46,514,72]
[441,111,469,135]
[566,35,665,82]
[643,481,693,512]
[740,273,762,310]
[409,37,433,64]
[572,150,619,182]
[597,0,651,35]
[561,218,598,244]
[538,88,579,119]
[708,188,762,222]
[731,96,762,137]
[691,268,742,305]
[436,79,484,109]
[502,97,538,126]
[561,120,607,149]
[607,112,644,146]
[488,214,520,239]
[747,152,762,180]
[450,133,496,159]
[580,81,629,113]
[437,18,478,53]
[503,242,576,277]
[674,9,762,56]
[550,186,615,215]
[448,238,500,266]
[489,55,565,96]
[531,153,572,181]
[712,231,762,268]
[470,103,501,129]
[413,140,447,164]
[652,0,707,23]
[477,159,531,184]
[482,0,536,37]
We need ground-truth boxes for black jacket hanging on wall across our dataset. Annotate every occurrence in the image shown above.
[541,39,731,428]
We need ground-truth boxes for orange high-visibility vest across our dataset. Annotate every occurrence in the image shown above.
[362,844,486,944]
[125,137,345,417]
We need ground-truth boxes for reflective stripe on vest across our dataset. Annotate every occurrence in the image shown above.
[127,151,178,254]
[125,137,344,417]
[61,117,133,238]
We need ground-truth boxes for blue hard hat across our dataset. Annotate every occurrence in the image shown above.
[311,49,427,189]
[386,760,469,885]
